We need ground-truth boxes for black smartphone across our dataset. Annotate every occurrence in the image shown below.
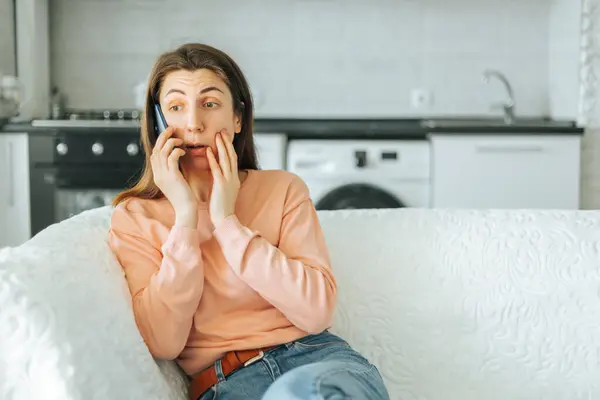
[153,102,168,135]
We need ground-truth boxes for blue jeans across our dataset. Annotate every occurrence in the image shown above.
[196,330,389,400]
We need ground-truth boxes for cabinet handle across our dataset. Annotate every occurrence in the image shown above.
[7,141,14,207]
[475,145,544,154]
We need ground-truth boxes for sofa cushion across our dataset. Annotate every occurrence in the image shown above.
[0,206,189,400]
[3,205,600,400]
[317,207,600,400]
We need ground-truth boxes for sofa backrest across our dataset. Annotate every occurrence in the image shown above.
[2,206,600,400]
[317,207,600,400]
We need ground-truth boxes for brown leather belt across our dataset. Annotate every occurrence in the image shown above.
[188,347,274,400]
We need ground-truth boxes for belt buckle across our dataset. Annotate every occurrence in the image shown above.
[243,350,264,367]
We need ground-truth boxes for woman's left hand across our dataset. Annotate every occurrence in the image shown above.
[206,130,240,227]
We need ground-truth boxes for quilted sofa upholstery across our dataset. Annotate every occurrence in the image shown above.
[1,206,600,399]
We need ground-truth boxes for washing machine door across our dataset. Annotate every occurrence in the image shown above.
[315,183,404,210]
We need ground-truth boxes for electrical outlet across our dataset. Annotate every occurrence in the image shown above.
[411,88,433,109]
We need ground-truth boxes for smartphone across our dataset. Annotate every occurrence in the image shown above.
[153,101,182,168]
[153,101,168,135]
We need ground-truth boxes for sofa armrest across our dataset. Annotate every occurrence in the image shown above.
[0,207,188,400]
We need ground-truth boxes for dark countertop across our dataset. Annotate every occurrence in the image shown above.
[255,119,428,139]
[255,118,584,139]
[0,122,132,135]
[1,117,585,139]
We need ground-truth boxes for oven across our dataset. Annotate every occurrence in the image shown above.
[29,126,144,236]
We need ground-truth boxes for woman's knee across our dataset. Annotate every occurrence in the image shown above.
[262,360,389,400]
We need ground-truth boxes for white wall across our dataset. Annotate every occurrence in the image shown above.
[13,0,50,120]
[578,0,600,209]
[49,0,555,119]
[549,0,581,120]
[0,0,15,75]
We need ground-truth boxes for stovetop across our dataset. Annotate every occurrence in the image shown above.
[31,108,142,128]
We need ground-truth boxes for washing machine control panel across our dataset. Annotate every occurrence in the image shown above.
[288,139,430,180]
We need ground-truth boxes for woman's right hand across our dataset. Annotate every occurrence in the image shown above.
[151,127,198,228]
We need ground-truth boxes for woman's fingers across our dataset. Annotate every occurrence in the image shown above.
[216,131,231,180]
[153,126,175,155]
[161,138,183,158]
[206,147,223,183]
[159,138,183,171]
[167,148,185,172]
[224,134,239,178]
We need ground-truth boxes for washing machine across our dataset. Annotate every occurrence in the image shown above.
[254,133,287,170]
[287,139,431,210]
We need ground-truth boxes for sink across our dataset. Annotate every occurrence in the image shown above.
[420,117,576,129]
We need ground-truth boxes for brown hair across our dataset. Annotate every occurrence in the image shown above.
[112,43,259,206]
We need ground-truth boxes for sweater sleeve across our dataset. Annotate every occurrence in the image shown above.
[212,177,337,334]
[108,205,206,360]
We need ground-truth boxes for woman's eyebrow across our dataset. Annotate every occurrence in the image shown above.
[163,86,224,97]
[164,88,185,97]
[198,86,224,95]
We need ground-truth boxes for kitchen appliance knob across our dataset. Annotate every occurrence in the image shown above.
[126,142,139,156]
[92,142,104,155]
[56,142,68,155]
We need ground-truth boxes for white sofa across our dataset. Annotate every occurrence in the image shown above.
[1,206,600,400]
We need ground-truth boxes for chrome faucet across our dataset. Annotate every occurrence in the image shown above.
[483,69,516,124]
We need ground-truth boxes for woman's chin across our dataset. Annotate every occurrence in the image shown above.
[182,157,210,172]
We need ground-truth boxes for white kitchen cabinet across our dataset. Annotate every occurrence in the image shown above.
[430,134,581,209]
[0,133,31,247]
[254,133,287,170]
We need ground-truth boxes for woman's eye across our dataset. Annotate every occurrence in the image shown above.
[204,102,218,108]
[169,105,183,112]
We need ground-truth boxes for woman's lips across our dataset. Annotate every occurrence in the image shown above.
[185,144,207,157]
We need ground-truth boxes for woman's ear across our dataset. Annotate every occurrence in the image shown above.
[234,112,242,134]
[233,100,245,134]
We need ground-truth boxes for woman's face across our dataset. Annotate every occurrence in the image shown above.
[158,68,242,171]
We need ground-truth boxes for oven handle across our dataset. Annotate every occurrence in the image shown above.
[32,164,58,185]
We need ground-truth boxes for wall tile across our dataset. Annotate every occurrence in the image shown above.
[49,0,555,118]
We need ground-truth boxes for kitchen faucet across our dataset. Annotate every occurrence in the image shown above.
[483,69,516,124]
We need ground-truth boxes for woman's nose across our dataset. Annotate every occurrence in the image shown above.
[186,107,205,132]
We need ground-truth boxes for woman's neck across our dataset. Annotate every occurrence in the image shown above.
[185,170,214,203]
[180,168,248,204]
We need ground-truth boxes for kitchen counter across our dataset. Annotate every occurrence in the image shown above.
[255,118,427,139]
[1,117,585,139]
[256,117,584,139]
[0,122,134,135]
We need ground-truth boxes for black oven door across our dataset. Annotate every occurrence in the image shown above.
[28,132,144,236]
[30,165,143,235]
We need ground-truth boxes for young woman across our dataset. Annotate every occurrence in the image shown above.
[109,43,389,400]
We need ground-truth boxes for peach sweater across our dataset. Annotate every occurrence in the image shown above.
[108,169,337,375]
